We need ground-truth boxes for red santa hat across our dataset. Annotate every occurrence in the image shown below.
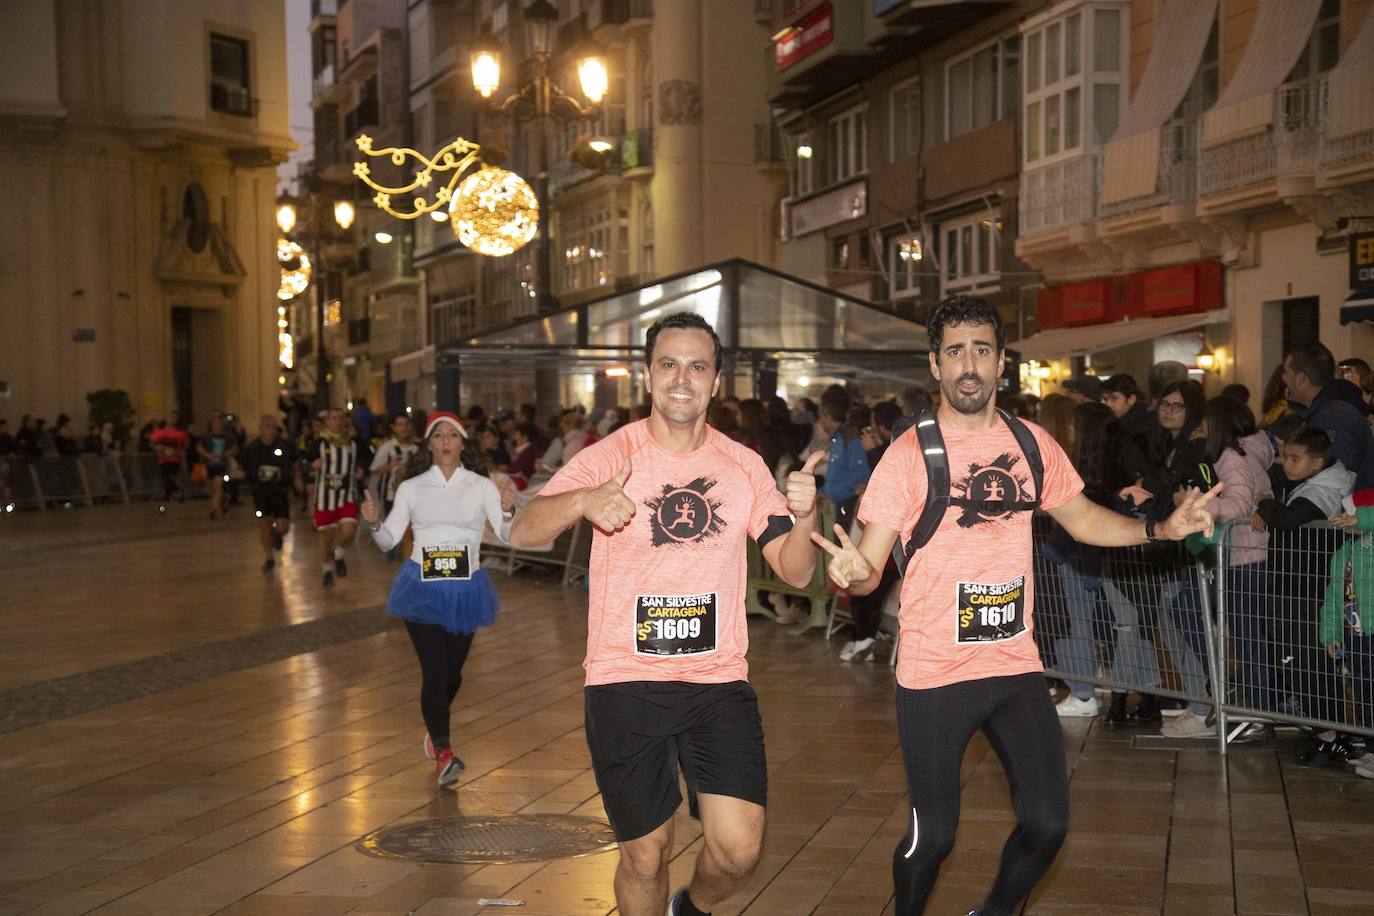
[423,411,468,439]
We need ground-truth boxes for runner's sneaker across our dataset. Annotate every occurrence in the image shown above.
[1230,722,1274,744]
[841,637,876,662]
[1353,760,1374,779]
[261,557,275,573]
[1297,735,1361,768]
[1161,711,1213,738]
[436,748,461,787]
[668,888,693,915]
[424,734,436,760]
[322,569,334,588]
[334,556,348,578]
[1055,695,1099,718]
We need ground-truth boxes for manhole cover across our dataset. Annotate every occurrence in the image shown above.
[357,814,618,864]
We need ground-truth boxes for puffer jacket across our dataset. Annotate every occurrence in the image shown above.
[1209,431,1274,567]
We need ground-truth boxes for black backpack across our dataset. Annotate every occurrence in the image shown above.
[888,408,1045,575]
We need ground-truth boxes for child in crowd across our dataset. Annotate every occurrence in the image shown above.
[1321,492,1374,777]
[1254,428,1357,766]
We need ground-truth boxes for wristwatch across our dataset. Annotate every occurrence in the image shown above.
[1145,519,1162,542]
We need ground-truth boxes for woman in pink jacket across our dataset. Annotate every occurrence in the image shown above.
[1202,395,1275,734]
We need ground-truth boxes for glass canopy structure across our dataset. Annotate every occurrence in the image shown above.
[438,259,931,411]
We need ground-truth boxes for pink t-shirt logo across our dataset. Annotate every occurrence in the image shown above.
[645,477,727,546]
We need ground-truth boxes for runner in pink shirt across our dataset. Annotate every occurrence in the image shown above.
[511,313,822,916]
[815,296,1221,916]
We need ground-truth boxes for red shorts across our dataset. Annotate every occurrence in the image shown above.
[314,502,359,529]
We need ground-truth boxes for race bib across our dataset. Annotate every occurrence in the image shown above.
[257,465,282,483]
[421,545,472,581]
[635,593,717,656]
[325,473,346,490]
[956,575,1026,643]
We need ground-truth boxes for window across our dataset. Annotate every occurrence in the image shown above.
[826,106,866,185]
[938,212,1001,295]
[1287,0,1341,83]
[1171,19,1218,122]
[640,202,655,277]
[1022,4,1125,166]
[430,286,477,346]
[788,130,814,198]
[889,231,923,299]
[890,76,921,161]
[209,33,252,117]
[832,237,850,269]
[945,37,1020,140]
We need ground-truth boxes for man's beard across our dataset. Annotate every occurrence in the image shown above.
[943,373,995,415]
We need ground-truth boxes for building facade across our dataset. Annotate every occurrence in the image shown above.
[1015,0,1374,397]
[0,0,293,429]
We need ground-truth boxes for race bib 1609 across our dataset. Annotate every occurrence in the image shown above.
[956,575,1026,643]
[634,593,717,656]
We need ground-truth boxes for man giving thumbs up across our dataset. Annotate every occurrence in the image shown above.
[511,313,819,916]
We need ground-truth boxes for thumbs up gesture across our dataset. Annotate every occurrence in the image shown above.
[582,459,636,533]
[785,451,823,519]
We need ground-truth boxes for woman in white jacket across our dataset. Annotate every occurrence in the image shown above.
[361,411,515,788]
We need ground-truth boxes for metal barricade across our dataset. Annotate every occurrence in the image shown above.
[1212,519,1374,745]
[118,452,165,501]
[1033,515,1226,752]
[1,458,44,510]
[32,456,92,507]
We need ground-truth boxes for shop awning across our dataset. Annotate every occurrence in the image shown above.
[1011,310,1229,361]
[465,259,930,352]
[1101,0,1218,205]
[1341,289,1374,325]
[1202,0,1322,147]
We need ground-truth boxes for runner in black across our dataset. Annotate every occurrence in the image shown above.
[310,408,364,587]
[241,415,297,573]
[814,296,1220,916]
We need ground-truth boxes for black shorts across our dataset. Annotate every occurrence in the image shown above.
[584,680,767,842]
[252,488,291,519]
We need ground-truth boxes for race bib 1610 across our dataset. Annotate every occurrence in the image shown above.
[956,575,1026,643]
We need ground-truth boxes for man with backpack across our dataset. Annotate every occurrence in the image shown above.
[813,296,1220,916]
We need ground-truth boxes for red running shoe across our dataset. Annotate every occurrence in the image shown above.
[435,748,461,787]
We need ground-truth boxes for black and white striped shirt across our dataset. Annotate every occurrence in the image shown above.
[313,437,358,510]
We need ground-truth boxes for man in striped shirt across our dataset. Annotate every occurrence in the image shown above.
[311,408,365,587]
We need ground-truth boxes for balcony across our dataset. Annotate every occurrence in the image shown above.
[346,317,370,347]
[311,0,339,18]
[343,99,380,139]
[368,294,421,359]
[316,136,353,183]
[312,62,337,99]
[753,122,785,169]
[1318,69,1374,187]
[209,81,255,118]
[1198,79,1319,204]
[1020,153,1099,237]
[1098,120,1200,220]
[622,128,653,176]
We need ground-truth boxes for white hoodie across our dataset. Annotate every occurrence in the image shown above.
[1290,460,1357,518]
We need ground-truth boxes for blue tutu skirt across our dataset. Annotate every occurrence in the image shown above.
[387,561,499,634]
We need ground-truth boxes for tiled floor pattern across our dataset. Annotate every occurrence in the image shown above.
[1,502,1373,914]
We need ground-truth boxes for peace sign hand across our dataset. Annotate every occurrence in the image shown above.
[1158,483,1225,541]
[785,451,824,519]
[810,524,873,590]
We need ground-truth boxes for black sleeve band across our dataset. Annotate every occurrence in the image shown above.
[757,514,795,550]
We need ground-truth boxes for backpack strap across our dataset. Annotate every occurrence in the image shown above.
[891,409,948,574]
[997,408,1044,508]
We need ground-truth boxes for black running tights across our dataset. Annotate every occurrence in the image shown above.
[404,619,475,750]
[893,673,1069,916]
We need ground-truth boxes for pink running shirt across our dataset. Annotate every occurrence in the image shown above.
[540,420,789,686]
[858,419,1082,690]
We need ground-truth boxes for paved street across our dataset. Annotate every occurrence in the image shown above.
[1,501,1371,915]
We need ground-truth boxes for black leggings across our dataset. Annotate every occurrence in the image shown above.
[404,619,475,750]
[893,673,1069,916]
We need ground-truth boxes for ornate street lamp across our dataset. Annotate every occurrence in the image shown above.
[468,0,607,311]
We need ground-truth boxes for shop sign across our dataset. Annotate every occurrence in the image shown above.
[775,4,833,71]
[1350,231,1374,288]
[788,180,866,237]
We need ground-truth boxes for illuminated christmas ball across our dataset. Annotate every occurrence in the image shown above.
[277,238,312,300]
[449,167,539,257]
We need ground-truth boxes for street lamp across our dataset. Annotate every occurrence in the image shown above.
[470,0,607,312]
[275,186,357,413]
